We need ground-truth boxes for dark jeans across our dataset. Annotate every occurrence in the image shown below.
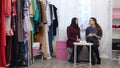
[88,45,100,63]
[69,46,83,61]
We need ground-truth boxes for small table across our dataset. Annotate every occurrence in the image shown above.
[73,42,93,68]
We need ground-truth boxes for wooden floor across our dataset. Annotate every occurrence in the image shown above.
[17,58,120,68]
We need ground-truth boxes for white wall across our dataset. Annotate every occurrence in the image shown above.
[49,0,112,58]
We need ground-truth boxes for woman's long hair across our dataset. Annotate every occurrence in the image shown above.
[70,17,79,28]
[90,17,103,37]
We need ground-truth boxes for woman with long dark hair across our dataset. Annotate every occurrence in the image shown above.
[86,17,103,65]
[67,17,83,63]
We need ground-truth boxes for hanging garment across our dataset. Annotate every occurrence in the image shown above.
[47,5,54,56]
[33,0,43,34]
[44,24,51,59]
[37,0,42,24]
[31,18,34,44]
[23,0,33,65]
[34,24,44,42]
[12,0,16,3]
[30,0,34,17]
[6,16,11,34]
[52,5,58,36]
[5,14,13,65]
[27,32,32,62]
[11,0,30,66]
[12,0,17,16]
[46,3,51,26]
[16,42,28,65]
[5,36,12,65]
[52,40,55,56]
[34,25,49,58]
[0,0,6,48]
[5,0,11,16]
[33,0,39,22]
[6,15,14,36]
[0,47,6,67]
[23,0,32,32]
[41,25,49,58]
[33,0,41,34]
[40,0,47,23]
[52,5,55,20]
[10,2,18,66]
[49,4,53,23]
[0,0,6,67]
[34,33,41,42]
[11,1,17,32]
[10,16,19,67]
[48,25,54,56]
[17,0,24,42]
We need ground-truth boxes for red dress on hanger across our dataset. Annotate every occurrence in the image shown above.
[0,0,6,67]
[5,0,11,16]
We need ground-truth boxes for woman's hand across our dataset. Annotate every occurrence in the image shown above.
[87,33,93,37]
[93,34,101,39]
[92,34,97,37]
[77,39,80,42]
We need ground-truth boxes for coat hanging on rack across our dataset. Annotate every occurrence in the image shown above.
[0,0,7,67]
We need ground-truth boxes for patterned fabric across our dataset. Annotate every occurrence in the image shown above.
[67,26,81,48]
[86,26,100,46]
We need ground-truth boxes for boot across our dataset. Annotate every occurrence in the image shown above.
[91,59,96,65]
[76,57,80,63]
[97,58,101,65]
[76,59,80,63]
[68,57,74,63]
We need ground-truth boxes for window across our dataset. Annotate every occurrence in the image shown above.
[78,0,91,29]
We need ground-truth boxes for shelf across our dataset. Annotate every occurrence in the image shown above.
[33,54,42,57]
[112,14,120,19]
[113,8,120,10]
[111,58,120,60]
[112,37,120,39]
[112,28,120,30]
[112,35,120,39]
[112,55,120,60]
[33,52,42,57]
[112,0,120,63]
[113,8,120,19]
[112,50,120,52]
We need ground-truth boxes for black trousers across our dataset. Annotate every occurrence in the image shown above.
[70,46,83,61]
[88,45,100,62]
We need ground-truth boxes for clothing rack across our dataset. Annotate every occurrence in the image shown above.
[0,0,58,67]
